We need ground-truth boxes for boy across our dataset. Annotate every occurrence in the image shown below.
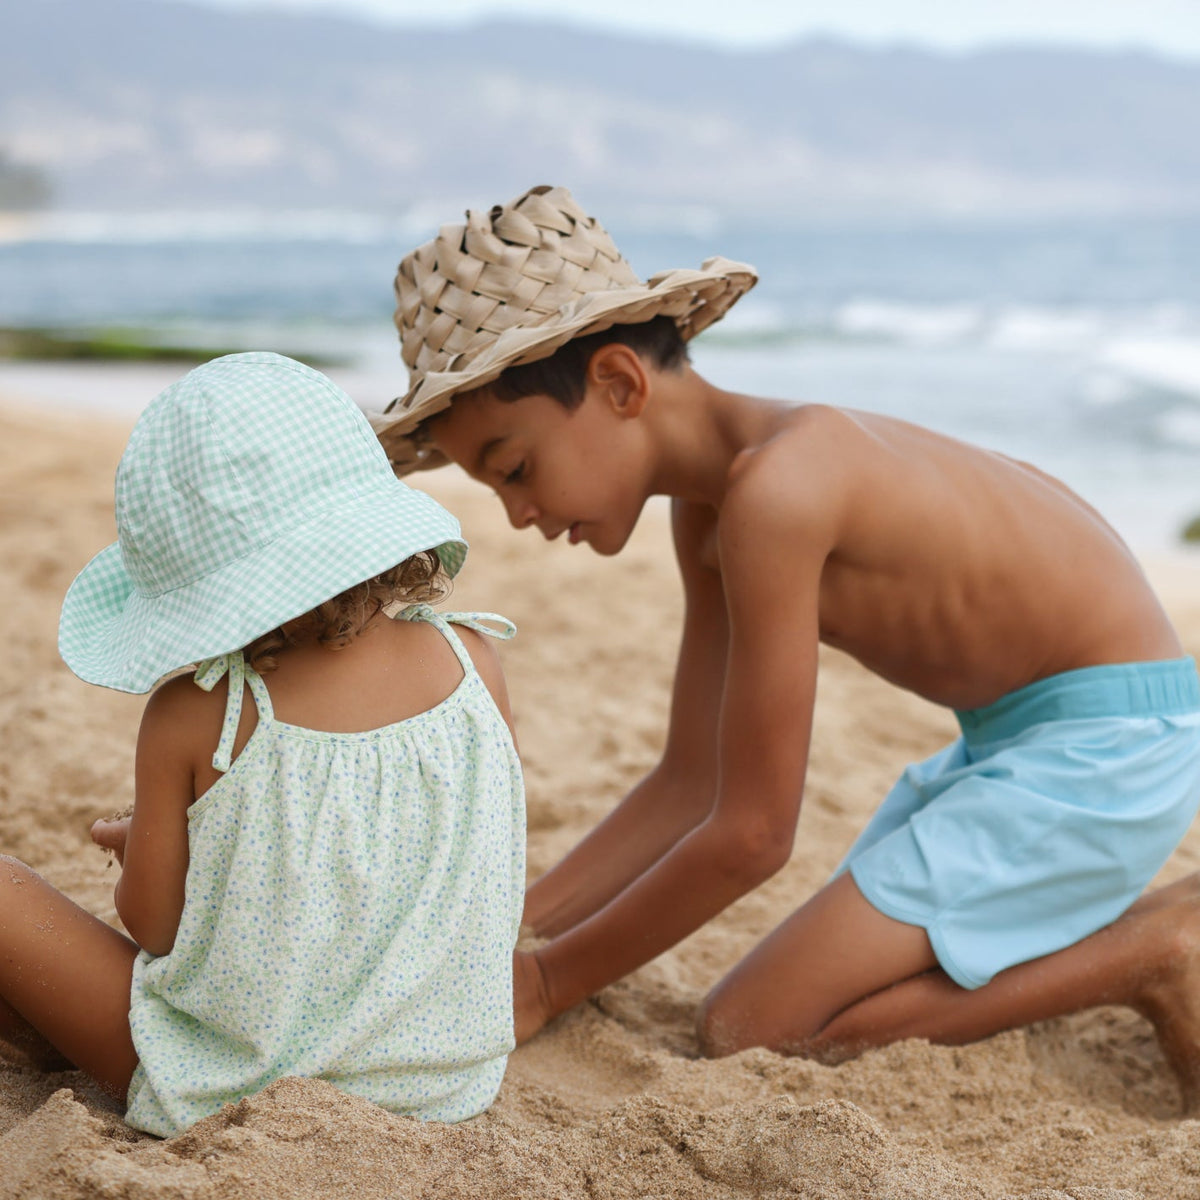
[375,186,1200,1107]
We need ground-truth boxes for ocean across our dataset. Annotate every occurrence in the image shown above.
[1,210,1198,553]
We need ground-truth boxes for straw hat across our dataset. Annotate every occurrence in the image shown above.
[374,185,758,473]
[59,352,467,694]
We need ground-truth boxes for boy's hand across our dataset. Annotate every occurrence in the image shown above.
[91,816,131,868]
[513,949,553,1045]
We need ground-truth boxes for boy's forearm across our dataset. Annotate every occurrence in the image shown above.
[524,767,713,937]
[534,816,778,1021]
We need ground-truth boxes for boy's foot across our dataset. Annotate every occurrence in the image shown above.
[1132,873,1200,1113]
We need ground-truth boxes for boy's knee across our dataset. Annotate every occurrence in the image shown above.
[697,978,830,1061]
[696,986,749,1059]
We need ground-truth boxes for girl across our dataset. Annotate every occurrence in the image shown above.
[1,352,525,1137]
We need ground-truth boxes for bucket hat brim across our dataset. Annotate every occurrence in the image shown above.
[58,352,468,695]
[60,477,466,694]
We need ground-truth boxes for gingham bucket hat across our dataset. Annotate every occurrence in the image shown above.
[59,352,467,694]
[374,184,757,473]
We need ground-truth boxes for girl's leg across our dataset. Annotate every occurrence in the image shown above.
[0,993,72,1070]
[0,855,139,1098]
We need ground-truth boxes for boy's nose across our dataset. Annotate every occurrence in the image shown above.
[503,494,538,530]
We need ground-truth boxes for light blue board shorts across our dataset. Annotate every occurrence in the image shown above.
[835,657,1200,990]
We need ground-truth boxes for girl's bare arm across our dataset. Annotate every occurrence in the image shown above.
[112,677,202,956]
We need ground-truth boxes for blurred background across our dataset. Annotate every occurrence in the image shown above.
[1,0,1199,550]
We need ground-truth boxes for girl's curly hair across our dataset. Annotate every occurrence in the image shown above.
[244,550,449,673]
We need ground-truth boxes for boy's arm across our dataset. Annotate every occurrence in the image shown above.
[111,678,196,956]
[522,499,729,938]
[523,458,830,1034]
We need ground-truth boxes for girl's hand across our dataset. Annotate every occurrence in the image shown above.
[513,948,553,1045]
[91,817,132,868]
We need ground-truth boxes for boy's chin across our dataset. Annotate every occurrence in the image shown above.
[586,522,637,557]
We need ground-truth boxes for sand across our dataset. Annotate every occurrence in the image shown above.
[2,390,1200,1199]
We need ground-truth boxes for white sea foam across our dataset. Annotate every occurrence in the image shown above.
[987,307,1107,353]
[825,299,1131,356]
[710,296,794,337]
[833,299,981,345]
[1099,337,1200,401]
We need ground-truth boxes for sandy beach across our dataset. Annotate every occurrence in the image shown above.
[2,387,1200,1200]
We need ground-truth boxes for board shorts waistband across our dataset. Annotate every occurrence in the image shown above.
[955,657,1200,747]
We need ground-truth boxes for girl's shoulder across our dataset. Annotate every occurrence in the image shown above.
[139,670,233,790]
[450,623,516,742]
[142,671,227,736]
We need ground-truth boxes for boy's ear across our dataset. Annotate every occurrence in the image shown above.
[587,343,649,418]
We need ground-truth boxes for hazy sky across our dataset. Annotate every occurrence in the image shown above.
[190,0,1200,58]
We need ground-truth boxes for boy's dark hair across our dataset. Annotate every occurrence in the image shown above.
[487,314,689,408]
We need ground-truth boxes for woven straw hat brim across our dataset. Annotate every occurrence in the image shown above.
[375,256,757,474]
[59,481,466,695]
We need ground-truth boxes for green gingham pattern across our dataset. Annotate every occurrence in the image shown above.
[59,353,467,693]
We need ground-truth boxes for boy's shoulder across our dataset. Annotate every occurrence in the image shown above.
[671,403,854,576]
[727,403,848,499]
[669,402,994,586]
[724,402,860,514]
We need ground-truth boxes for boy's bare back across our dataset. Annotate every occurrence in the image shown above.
[694,399,1182,713]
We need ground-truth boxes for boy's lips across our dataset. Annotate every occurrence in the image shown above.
[540,521,583,543]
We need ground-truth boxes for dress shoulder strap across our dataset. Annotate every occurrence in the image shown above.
[193,651,275,773]
[394,604,516,673]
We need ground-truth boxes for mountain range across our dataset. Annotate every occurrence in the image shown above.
[4,0,1200,222]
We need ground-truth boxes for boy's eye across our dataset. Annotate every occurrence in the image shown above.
[503,462,526,485]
